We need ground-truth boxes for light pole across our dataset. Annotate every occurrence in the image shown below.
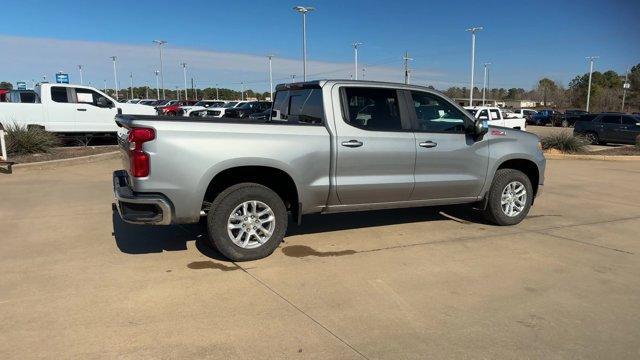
[466,26,483,107]
[180,62,188,100]
[130,73,134,99]
[241,81,245,101]
[362,67,366,80]
[352,42,363,80]
[78,65,84,85]
[215,83,219,100]
[154,70,160,99]
[482,62,491,106]
[109,56,119,100]
[267,55,274,100]
[293,6,315,81]
[403,51,413,84]
[291,74,296,83]
[103,80,107,93]
[153,40,167,99]
[585,56,598,112]
[622,67,630,112]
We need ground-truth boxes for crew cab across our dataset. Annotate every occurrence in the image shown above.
[464,106,526,130]
[113,80,545,261]
[574,113,640,145]
[224,101,272,118]
[0,83,155,135]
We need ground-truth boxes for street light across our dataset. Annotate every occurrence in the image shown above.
[240,81,245,101]
[403,51,413,84]
[466,26,483,106]
[215,83,219,100]
[109,56,119,100]
[130,73,134,100]
[352,42,363,80]
[291,74,296,83]
[154,70,160,99]
[293,6,315,81]
[622,67,630,112]
[482,62,491,106]
[77,65,84,85]
[267,55,275,100]
[153,40,167,99]
[180,62,188,100]
[585,56,599,112]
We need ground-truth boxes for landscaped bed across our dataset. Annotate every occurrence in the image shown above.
[10,145,119,164]
[589,146,640,156]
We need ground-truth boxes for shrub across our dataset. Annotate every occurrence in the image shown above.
[5,124,60,155]
[540,132,589,153]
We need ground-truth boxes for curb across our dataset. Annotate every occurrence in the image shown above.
[13,151,120,168]
[544,153,640,161]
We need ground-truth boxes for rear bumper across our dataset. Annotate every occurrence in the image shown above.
[113,170,173,225]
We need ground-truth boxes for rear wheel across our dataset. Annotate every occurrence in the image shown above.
[207,183,287,261]
[483,169,533,226]
[585,132,599,145]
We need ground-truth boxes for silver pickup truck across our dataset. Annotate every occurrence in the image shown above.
[113,80,545,261]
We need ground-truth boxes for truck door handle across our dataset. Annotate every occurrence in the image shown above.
[341,140,363,148]
[76,108,87,112]
[419,141,437,148]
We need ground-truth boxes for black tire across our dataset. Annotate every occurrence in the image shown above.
[585,132,599,145]
[206,183,287,261]
[483,169,533,226]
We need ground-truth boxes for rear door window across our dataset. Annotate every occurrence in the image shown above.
[342,87,402,131]
[600,115,621,124]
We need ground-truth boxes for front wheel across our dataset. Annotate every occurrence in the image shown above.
[483,169,533,226]
[207,183,288,261]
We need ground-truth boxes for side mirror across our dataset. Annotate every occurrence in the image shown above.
[474,118,489,136]
[97,97,112,108]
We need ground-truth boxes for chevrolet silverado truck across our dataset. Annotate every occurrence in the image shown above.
[113,80,546,261]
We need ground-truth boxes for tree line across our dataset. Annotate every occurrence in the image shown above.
[439,63,640,112]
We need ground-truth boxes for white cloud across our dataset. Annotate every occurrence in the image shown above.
[0,35,445,91]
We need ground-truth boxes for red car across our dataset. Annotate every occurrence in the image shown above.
[157,100,198,116]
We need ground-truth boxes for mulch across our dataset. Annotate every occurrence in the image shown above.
[589,146,640,156]
[9,146,119,164]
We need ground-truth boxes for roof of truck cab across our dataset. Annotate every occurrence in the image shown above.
[276,79,449,94]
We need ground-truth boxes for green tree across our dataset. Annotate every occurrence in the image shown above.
[0,81,13,90]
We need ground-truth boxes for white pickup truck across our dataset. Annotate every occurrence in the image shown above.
[465,106,526,130]
[0,83,156,135]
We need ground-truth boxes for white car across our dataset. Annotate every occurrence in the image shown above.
[0,83,156,134]
[464,106,526,130]
[189,101,247,118]
[181,100,228,117]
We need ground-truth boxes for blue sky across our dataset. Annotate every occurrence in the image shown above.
[1,0,638,92]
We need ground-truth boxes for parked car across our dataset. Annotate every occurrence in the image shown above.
[157,100,198,116]
[224,101,272,118]
[113,80,545,261]
[559,109,589,127]
[0,83,155,135]
[464,106,526,130]
[529,109,562,126]
[513,109,537,120]
[0,89,39,103]
[181,100,227,117]
[574,113,640,145]
[189,101,247,118]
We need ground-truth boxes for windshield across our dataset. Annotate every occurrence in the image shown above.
[223,102,238,108]
[237,102,255,109]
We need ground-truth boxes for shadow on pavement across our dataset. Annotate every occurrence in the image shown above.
[112,204,486,260]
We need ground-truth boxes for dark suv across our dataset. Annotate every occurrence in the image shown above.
[224,101,272,118]
[560,109,588,127]
[574,113,640,145]
[529,109,562,126]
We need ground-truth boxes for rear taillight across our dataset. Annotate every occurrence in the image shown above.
[128,127,155,177]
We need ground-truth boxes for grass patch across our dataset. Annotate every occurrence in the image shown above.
[5,124,60,155]
[540,132,589,153]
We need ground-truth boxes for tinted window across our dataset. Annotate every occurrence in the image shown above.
[600,115,621,124]
[410,91,468,133]
[622,116,638,125]
[580,114,597,122]
[342,87,401,130]
[19,92,37,103]
[51,87,69,103]
[272,88,323,125]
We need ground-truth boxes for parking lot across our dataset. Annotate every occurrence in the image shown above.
[1,155,639,359]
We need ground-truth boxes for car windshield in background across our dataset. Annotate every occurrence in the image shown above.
[224,102,237,108]
[237,102,255,109]
[194,101,209,106]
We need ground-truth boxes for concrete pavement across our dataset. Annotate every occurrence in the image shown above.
[1,155,639,359]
